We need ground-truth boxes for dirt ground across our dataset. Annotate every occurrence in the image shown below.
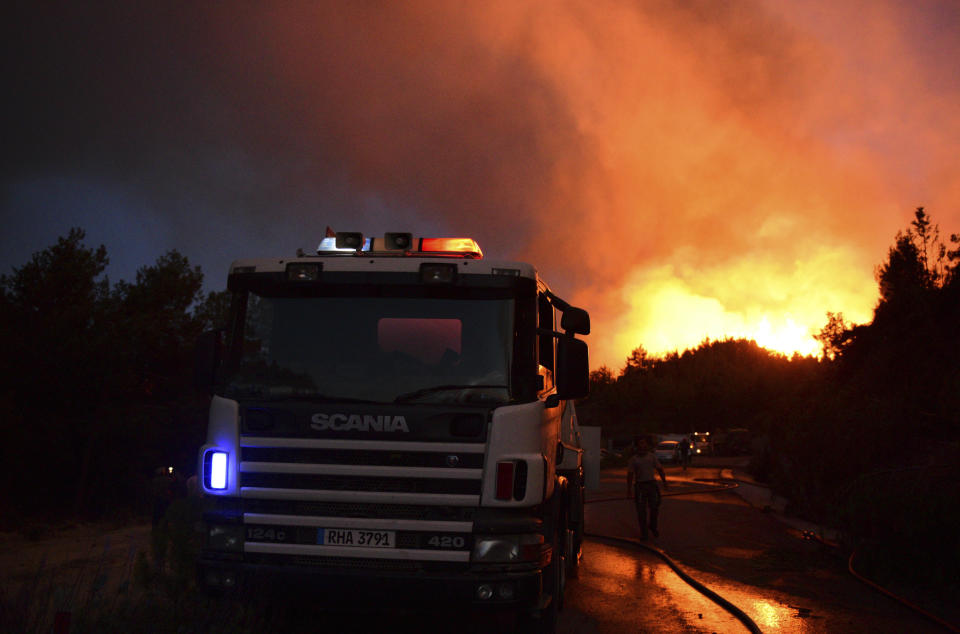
[0,521,152,631]
[0,521,150,585]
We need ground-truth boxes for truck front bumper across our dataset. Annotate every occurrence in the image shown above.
[198,557,542,608]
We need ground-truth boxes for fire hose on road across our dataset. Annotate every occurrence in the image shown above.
[583,479,764,634]
[584,473,958,633]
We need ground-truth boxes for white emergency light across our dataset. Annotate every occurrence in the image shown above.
[315,230,482,258]
[208,451,228,490]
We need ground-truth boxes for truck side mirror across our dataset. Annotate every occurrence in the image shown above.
[194,329,224,389]
[561,307,590,336]
[556,337,589,400]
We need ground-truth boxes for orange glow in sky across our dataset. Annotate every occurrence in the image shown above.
[7,2,960,372]
[603,248,877,361]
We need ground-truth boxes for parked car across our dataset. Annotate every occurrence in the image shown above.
[654,440,679,464]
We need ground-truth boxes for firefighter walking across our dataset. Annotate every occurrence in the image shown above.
[626,435,668,539]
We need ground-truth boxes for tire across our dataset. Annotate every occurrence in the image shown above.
[566,525,580,579]
[569,478,585,579]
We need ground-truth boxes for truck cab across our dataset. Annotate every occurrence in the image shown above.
[195,232,589,632]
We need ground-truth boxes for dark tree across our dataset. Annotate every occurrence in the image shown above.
[589,365,614,390]
[815,311,853,361]
[193,289,232,331]
[0,231,216,519]
[621,346,653,377]
[0,229,111,516]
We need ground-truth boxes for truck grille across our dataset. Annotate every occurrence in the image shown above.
[241,499,476,522]
[241,446,484,469]
[236,436,483,567]
[240,472,481,495]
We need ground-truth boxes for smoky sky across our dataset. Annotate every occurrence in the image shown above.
[4,1,960,369]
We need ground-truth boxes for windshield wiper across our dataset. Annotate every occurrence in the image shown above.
[227,386,385,404]
[393,384,507,403]
[264,393,386,404]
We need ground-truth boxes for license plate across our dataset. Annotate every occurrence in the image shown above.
[317,528,396,548]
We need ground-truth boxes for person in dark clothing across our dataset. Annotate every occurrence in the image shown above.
[626,435,668,539]
[151,466,178,527]
[678,436,692,471]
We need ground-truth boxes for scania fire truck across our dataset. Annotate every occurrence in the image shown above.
[195,232,590,632]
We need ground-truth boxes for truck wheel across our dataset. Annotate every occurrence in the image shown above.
[518,529,564,634]
[566,525,580,579]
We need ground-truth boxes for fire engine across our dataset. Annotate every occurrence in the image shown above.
[194,231,590,632]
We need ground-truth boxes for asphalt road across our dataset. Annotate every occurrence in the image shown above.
[562,462,940,633]
[560,539,746,633]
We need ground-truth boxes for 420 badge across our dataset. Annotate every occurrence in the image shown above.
[317,528,395,548]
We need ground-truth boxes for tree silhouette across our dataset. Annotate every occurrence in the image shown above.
[621,345,653,377]
[0,229,215,518]
[589,365,614,390]
[0,229,113,516]
[815,311,852,361]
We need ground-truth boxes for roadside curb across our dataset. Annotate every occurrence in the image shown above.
[718,469,958,631]
[721,469,841,547]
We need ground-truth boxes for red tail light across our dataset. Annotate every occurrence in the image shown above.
[496,462,515,500]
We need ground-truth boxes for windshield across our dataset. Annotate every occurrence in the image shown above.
[224,293,514,405]
[657,442,676,450]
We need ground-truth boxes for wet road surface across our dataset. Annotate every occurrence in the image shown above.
[561,539,748,633]
[576,463,940,633]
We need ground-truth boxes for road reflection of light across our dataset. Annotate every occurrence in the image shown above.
[583,540,816,632]
[753,599,786,629]
[714,546,765,559]
[587,542,642,595]
[583,542,741,632]
[647,557,819,632]
[651,565,743,631]
[703,582,814,633]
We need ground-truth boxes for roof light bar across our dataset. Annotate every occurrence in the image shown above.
[420,238,483,259]
[315,232,483,258]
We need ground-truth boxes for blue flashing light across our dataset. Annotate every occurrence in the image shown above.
[316,237,373,253]
[317,237,353,253]
[210,451,228,490]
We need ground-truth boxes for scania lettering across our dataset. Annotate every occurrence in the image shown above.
[310,413,410,432]
[195,231,590,633]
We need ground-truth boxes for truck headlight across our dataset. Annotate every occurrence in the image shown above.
[207,524,244,552]
[472,534,545,563]
[474,537,519,562]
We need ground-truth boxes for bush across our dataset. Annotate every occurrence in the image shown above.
[834,459,960,587]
